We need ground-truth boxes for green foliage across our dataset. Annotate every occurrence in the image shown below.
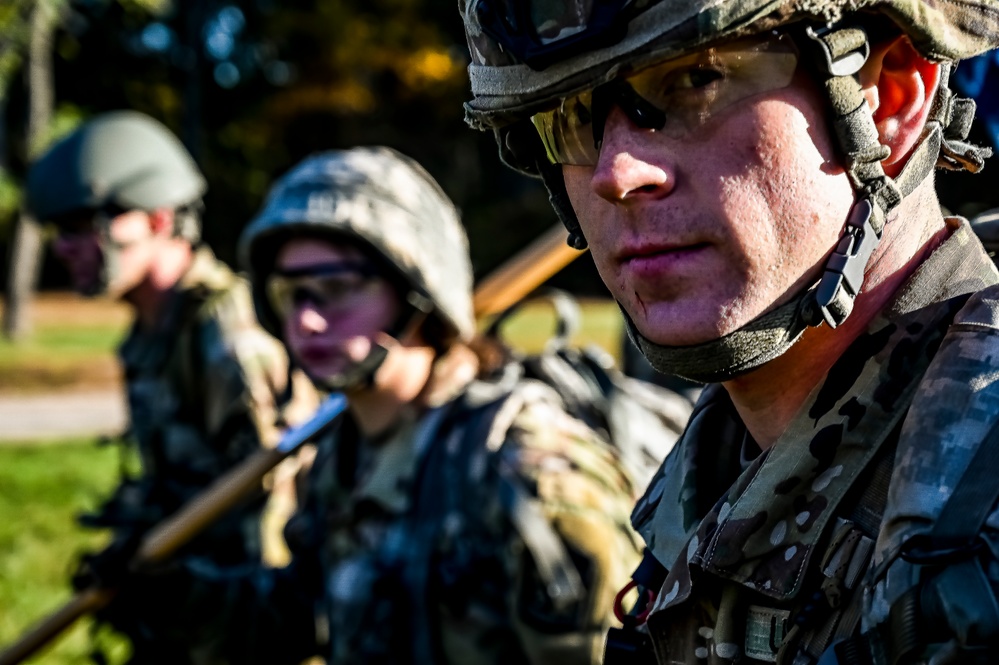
[0,0,32,100]
[3,0,610,294]
[0,440,129,665]
[0,169,21,237]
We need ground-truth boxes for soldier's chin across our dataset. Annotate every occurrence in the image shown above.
[306,347,389,394]
[310,366,366,392]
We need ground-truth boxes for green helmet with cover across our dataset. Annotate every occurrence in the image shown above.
[27,110,206,296]
[459,0,999,383]
[239,147,475,349]
[27,110,206,235]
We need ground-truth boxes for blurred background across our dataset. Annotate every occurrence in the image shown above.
[0,1,997,662]
[0,1,620,661]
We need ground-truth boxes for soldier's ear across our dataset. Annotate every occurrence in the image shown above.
[859,35,941,178]
[147,208,177,237]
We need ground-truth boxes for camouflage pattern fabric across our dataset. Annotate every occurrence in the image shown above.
[629,218,999,664]
[286,374,642,665]
[109,246,315,561]
[148,366,643,665]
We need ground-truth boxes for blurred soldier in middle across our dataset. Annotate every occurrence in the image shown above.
[135,146,643,665]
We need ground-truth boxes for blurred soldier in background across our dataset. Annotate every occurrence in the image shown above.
[109,146,645,665]
[25,110,316,664]
[458,0,999,663]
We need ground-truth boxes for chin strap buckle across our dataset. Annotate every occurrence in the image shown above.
[805,24,870,77]
[810,198,880,329]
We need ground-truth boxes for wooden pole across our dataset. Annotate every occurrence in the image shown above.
[472,223,583,318]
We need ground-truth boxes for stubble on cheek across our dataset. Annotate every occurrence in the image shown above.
[710,134,803,333]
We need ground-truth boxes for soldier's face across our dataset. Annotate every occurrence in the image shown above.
[52,221,104,296]
[52,210,156,297]
[275,237,400,382]
[561,75,856,346]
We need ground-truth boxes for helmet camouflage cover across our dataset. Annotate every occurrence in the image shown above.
[239,147,475,344]
[462,0,999,132]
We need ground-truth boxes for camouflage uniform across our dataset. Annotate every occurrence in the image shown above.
[108,246,311,563]
[225,372,643,665]
[127,147,645,665]
[627,218,999,663]
[138,311,645,665]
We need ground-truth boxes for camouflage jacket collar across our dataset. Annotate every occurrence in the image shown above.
[321,402,455,516]
[636,219,997,608]
[119,247,235,365]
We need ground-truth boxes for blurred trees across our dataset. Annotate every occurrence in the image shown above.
[0,0,606,296]
[3,0,60,338]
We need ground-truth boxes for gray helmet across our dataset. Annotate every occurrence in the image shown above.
[459,0,999,383]
[239,147,475,346]
[26,110,206,233]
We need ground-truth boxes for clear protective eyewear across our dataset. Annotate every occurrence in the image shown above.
[266,262,384,321]
[531,33,800,166]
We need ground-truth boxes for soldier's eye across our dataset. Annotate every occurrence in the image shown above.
[670,66,725,91]
[291,286,324,308]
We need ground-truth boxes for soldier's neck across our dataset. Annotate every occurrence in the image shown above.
[125,240,195,331]
[724,194,948,451]
[347,344,437,439]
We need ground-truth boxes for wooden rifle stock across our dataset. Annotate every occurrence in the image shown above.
[0,223,582,665]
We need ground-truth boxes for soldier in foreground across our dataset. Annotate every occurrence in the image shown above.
[25,111,314,664]
[458,0,999,663]
[111,146,643,664]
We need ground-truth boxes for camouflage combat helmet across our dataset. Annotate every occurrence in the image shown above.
[459,0,999,382]
[27,110,206,241]
[239,147,475,347]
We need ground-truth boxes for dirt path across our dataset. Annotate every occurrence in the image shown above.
[0,389,126,442]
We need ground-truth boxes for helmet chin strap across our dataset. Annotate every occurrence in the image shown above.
[552,22,989,383]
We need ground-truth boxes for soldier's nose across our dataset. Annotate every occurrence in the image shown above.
[296,307,328,335]
[591,108,674,204]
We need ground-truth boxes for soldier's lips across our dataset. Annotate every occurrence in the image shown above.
[297,346,337,365]
[619,242,711,278]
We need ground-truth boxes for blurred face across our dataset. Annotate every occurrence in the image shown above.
[559,59,855,346]
[51,209,157,297]
[272,237,401,383]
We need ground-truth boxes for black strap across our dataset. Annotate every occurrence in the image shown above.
[847,431,898,540]
[923,416,999,544]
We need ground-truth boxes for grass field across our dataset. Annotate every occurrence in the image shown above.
[0,292,626,663]
[482,297,624,361]
[0,441,128,664]
[0,295,128,394]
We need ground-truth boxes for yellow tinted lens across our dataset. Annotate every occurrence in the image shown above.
[265,274,298,320]
[628,35,799,137]
[532,90,598,166]
[266,271,377,320]
[531,33,798,165]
